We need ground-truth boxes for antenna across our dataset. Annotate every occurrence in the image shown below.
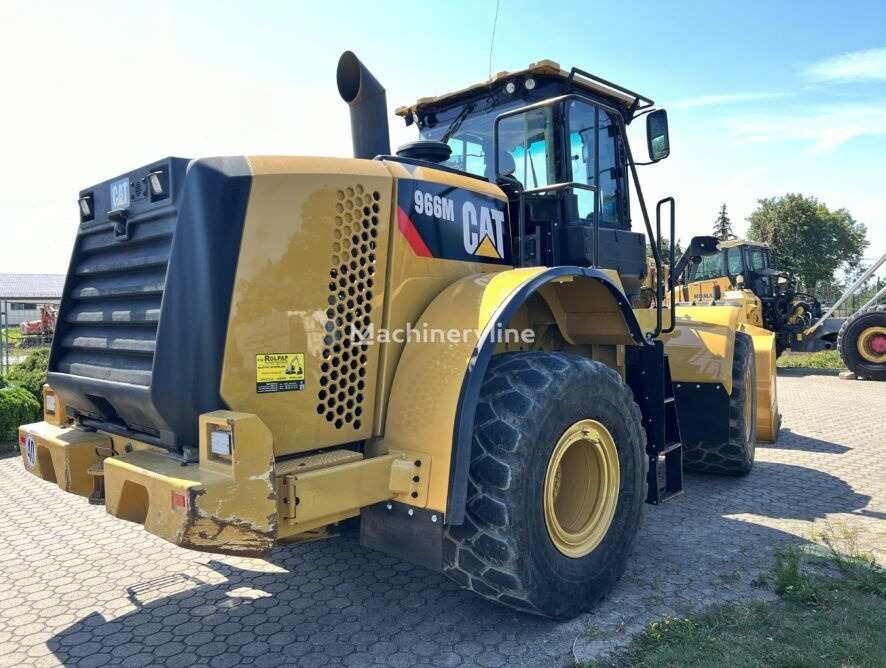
[488,0,501,78]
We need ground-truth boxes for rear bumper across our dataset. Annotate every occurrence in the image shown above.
[18,422,109,496]
[102,449,276,558]
[18,411,278,558]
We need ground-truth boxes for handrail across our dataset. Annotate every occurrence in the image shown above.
[565,66,655,113]
[657,197,676,334]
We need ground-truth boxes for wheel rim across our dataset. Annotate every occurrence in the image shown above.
[544,419,620,558]
[856,326,886,364]
[744,364,753,442]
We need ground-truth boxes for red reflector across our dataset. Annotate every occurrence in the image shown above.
[20,435,26,445]
[172,492,187,509]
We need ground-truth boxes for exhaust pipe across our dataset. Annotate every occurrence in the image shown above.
[337,51,391,160]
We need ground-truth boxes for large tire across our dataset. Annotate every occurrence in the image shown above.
[837,305,886,381]
[442,351,646,619]
[683,331,757,475]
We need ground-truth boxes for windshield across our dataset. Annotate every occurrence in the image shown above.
[419,99,524,178]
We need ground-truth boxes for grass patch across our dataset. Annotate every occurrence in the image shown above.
[593,540,885,667]
[776,350,844,369]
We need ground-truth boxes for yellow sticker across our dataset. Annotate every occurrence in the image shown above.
[256,353,305,394]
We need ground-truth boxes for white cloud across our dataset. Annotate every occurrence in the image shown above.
[802,47,886,82]
[669,91,787,110]
[719,103,886,154]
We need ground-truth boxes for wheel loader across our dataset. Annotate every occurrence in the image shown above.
[19,52,780,619]
[677,238,886,380]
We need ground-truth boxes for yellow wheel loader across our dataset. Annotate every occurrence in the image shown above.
[677,238,886,380]
[19,52,779,619]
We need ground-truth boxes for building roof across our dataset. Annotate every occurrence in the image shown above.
[0,273,66,300]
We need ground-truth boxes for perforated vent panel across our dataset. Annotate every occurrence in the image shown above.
[316,185,382,429]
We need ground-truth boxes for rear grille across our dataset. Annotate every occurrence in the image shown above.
[316,185,381,429]
[54,210,176,387]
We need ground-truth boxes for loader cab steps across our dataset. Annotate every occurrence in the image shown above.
[656,360,684,503]
[626,341,684,504]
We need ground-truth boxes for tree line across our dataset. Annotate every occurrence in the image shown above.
[649,194,871,295]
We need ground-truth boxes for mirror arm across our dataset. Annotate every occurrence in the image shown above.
[620,117,662,339]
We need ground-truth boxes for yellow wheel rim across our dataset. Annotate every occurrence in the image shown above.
[744,364,753,441]
[856,326,886,364]
[544,419,620,558]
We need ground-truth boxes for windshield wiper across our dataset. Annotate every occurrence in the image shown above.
[441,102,476,143]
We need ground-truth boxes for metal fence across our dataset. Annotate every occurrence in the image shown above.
[0,299,55,378]
[815,260,886,318]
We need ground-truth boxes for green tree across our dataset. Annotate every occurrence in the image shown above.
[647,237,683,260]
[712,203,733,241]
[746,194,868,290]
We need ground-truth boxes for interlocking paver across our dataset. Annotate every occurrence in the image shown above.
[0,370,884,666]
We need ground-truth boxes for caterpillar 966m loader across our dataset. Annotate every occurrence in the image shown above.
[19,52,779,618]
[677,238,886,380]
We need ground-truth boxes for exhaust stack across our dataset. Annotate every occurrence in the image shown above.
[337,51,391,160]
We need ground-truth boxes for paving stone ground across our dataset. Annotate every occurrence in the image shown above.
[0,370,883,667]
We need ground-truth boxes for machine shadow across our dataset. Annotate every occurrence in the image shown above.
[761,427,851,454]
[46,461,870,666]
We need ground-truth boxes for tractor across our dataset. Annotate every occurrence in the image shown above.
[19,53,780,619]
[677,238,886,381]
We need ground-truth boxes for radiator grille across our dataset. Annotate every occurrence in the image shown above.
[316,185,381,429]
[54,212,175,387]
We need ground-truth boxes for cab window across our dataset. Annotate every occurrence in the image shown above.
[745,247,769,271]
[496,107,555,189]
[695,251,725,280]
[599,113,621,225]
[727,247,743,276]
[566,101,626,226]
[418,99,524,179]
[443,137,485,175]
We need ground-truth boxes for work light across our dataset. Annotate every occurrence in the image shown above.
[148,170,164,196]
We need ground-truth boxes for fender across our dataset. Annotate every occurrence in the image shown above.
[740,323,780,442]
[375,265,647,525]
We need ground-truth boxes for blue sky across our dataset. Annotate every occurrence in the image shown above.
[1,0,884,273]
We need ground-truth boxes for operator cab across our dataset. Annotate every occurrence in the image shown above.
[396,60,672,299]
[686,239,778,297]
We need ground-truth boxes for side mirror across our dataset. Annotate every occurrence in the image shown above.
[646,109,670,161]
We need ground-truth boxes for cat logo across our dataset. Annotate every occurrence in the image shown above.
[462,201,506,260]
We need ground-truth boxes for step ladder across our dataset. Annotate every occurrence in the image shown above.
[626,341,684,504]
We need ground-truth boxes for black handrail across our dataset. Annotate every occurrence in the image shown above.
[657,197,676,334]
[565,66,655,114]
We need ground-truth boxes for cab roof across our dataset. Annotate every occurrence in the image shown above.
[719,238,771,250]
[395,59,654,120]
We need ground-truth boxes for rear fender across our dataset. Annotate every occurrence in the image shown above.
[664,305,741,393]
[376,266,646,525]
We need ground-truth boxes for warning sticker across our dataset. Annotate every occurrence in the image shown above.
[256,353,305,394]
